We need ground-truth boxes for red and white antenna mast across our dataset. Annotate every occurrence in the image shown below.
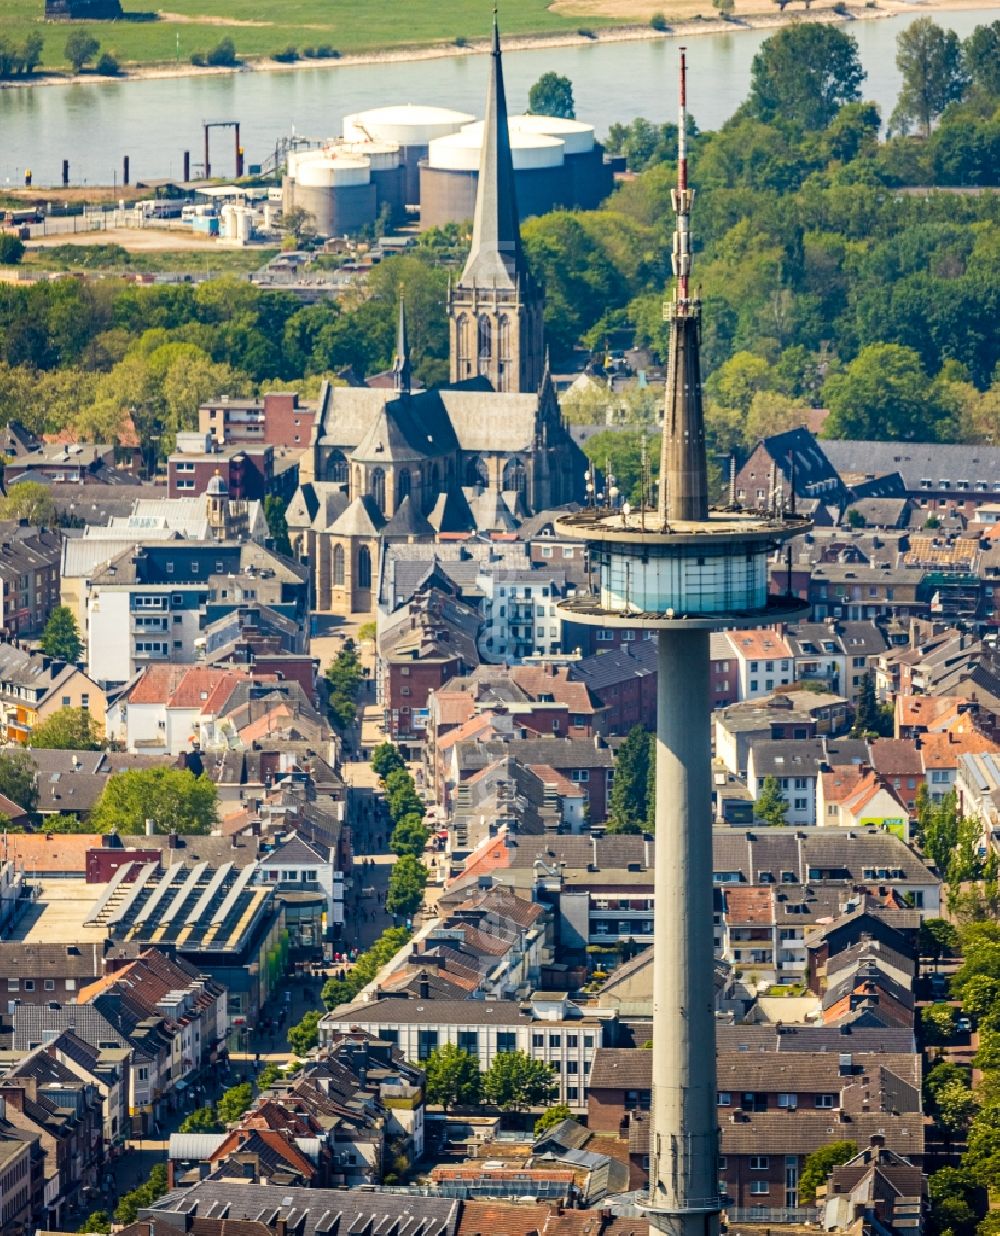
[671,48,694,309]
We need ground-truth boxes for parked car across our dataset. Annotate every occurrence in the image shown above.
[956,1016,973,1035]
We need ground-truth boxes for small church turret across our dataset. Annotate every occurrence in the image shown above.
[206,470,230,542]
[448,10,545,394]
[393,292,412,396]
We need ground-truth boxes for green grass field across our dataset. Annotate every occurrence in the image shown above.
[2,0,618,73]
[23,242,278,273]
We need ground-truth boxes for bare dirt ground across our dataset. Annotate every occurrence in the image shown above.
[26,227,226,251]
[157,8,274,25]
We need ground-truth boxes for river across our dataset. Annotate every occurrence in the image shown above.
[0,7,994,188]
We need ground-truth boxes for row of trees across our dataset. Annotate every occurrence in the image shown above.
[178,1081,254,1133]
[919,921,1000,1235]
[371,743,432,918]
[424,1044,557,1111]
[320,924,412,1009]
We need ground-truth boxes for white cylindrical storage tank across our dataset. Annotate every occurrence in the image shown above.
[234,207,253,244]
[428,122,564,171]
[343,104,474,146]
[512,113,596,156]
[340,140,400,172]
[220,202,236,239]
[296,154,372,188]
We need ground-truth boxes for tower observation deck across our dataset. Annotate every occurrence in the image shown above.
[555,50,809,1236]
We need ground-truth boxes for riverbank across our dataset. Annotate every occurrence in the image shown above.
[3,0,996,92]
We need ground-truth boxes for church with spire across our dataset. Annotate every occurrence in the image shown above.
[292,12,586,617]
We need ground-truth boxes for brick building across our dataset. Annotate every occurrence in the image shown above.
[168,432,275,500]
[199,391,317,450]
[0,524,62,639]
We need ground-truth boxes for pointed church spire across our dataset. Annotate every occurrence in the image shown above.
[393,290,411,395]
[659,48,708,524]
[460,8,524,290]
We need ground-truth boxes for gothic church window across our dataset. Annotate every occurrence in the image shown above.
[397,469,411,506]
[370,468,386,515]
[478,316,492,374]
[332,544,345,586]
[357,545,372,589]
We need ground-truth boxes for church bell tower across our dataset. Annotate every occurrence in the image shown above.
[448,11,545,394]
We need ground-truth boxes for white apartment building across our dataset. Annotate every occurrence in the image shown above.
[320,994,609,1111]
[477,569,565,662]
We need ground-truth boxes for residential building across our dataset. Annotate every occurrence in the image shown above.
[168,432,277,500]
[728,629,795,701]
[0,524,62,639]
[84,540,308,688]
[0,943,105,1007]
[747,738,832,826]
[0,644,105,746]
[320,993,607,1111]
[823,439,1000,517]
[569,639,658,733]
[0,1049,105,1228]
[199,391,317,450]
[822,1139,926,1235]
[0,1117,42,1236]
[734,427,849,512]
[255,834,346,935]
[478,568,566,662]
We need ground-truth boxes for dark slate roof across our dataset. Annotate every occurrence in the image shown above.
[570,639,658,692]
[382,494,435,540]
[143,1180,462,1236]
[426,487,476,535]
[761,427,847,500]
[0,942,104,980]
[823,439,1000,491]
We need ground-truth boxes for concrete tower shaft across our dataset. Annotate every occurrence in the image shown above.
[648,629,720,1236]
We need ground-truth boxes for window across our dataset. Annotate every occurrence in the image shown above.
[566,1061,578,1074]
[24,980,35,992]
[497,1032,516,1052]
[533,1033,544,1048]
[718,1092,731,1106]
[566,1034,578,1048]
[457,1030,479,1056]
[750,1181,770,1195]
[815,1094,836,1109]
[43,979,54,991]
[6,979,18,992]
[567,1086,579,1101]
[333,544,345,587]
[777,1093,797,1109]
[417,1029,439,1059]
[137,1067,149,1082]
[549,1033,562,1048]
[750,1157,770,1171]
[583,1035,594,1049]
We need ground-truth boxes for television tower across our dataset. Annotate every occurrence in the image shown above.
[557,50,809,1236]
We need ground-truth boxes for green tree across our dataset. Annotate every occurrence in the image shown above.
[963,1104,1000,1186]
[755,775,788,826]
[95,52,119,76]
[961,975,1000,1025]
[114,1163,167,1225]
[0,235,25,266]
[528,72,576,119]
[924,1059,967,1109]
[483,1051,558,1110]
[321,925,412,1007]
[216,1081,253,1123]
[30,707,103,751]
[40,606,83,662]
[799,1140,858,1205]
[748,25,864,130]
[179,1104,221,1133]
[852,671,880,736]
[65,30,100,73]
[923,1001,958,1044]
[891,19,969,137]
[0,481,57,526]
[424,1043,483,1109]
[964,21,1000,95]
[920,917,960,967]
[534,1104,573,1137]
[88,767,218,835]
[288,1009,321,1056]
[264,494,292,555]
[937,1079,979,1137]
[325,641,363,731]
[390,812,430,858]
[205,37,239,67]
[386,854,428,919]
[78,1211,112,1233]
[608,725,652,833]
[372,742,406,780]
[0,749,37,814]
[823,344,955,442]
[928,1167,979,1236]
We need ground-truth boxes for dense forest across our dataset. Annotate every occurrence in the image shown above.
[0,17,997,466]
